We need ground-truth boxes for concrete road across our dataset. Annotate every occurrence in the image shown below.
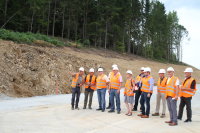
[0,86,200,133]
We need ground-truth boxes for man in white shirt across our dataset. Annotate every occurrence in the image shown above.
[165,67,180,126]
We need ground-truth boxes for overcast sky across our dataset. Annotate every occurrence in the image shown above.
[159,0,200,69]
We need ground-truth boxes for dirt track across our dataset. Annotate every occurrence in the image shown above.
[0,40,199,97]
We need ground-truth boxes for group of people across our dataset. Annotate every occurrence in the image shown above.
[69,64,197,126]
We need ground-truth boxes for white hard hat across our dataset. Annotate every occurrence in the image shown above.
[113,66,119,70]
[184,67,193,73]
[167,67,174,72]
[158,69,166,74]
[140,67,145,71]
[112,64,118,68]
[79,67,84,71]
[89,68,95,72]
[144,67,151,72]
[126,70,133,75]
[98,68,104,72]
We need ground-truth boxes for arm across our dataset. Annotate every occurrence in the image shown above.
[68,72,76,77]
[175,79,180,99]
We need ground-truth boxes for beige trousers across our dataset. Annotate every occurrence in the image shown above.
[155,92,166,114]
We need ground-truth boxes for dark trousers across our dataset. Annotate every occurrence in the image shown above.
[84,89,94,108]
[71,87,81,108]
[178,97,192,120]
[140,92,152,116]
[134,89,142,110]
[107,94,111,107]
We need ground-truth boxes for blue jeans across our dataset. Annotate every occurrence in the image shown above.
[71,87,81,108]
[140,92,152,116]
[97,88,107,110]
[110,89,121,112]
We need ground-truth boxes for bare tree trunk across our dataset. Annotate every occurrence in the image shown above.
[61,6,65,39]
[4,0,8,23]
[127,24,131,53]
[104,21,108,49]
[52,0,57,37]
[67,10,71,39]
[30,10,35,32]
[1,8,23,28]
[47,1,51,35]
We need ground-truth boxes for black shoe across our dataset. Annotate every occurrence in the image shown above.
[96,108,102,111]
[83,107,86,109]
[184,119,192,122]
[106,106,111,109]
[88,107,92,109]
[177,118,182,121]
[117,111,120,114]
[108,110,115,113]
[102,109,105,112]
[71,107,74,110]
[75,107,79,110]
[132,108,137,111]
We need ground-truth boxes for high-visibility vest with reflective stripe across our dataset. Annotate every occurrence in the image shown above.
[165,76,178,98]
[157,77,167,94]
[110,73,121,89]
[180,77,196,97]
[85,74,96,90]
[124,78,135,96]
[96,74,107,89]
[71,73,79,88]
[141,76,153,93]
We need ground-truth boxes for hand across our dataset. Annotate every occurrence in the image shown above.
[147,93,151,98]
[108,89,110,94]
[117,89,120,94]
[174,96,178,100]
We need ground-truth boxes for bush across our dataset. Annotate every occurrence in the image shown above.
[0,29,65,46]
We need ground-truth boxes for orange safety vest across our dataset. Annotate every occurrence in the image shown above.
[110,73,121,89]
[141,76,153,93]
[165,76,178,98]
[71,73,80,88]
[180,77,196,98]
[157,77,167,94]
[85,74,96,90]
[96,74,107,89]
[124,78,135,96]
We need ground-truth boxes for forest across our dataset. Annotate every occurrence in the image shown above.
[0,0,188,62]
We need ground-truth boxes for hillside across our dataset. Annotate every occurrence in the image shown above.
[0,40,199,97]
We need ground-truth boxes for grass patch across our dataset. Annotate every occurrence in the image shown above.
[0,29,67,46]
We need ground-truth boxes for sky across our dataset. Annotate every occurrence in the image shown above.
[159,0,200,69]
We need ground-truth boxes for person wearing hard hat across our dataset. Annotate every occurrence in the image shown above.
[138,67,154,118]
[70,67,85,110]
[108,66,123,114]
[83,68,96,109]
[96,68,110,112]
[106,64,119,109]
[133,67,145,111]
[152,69,167,118]
[178,68,196,122]
[124,70,135,116]
[165,67,180,126]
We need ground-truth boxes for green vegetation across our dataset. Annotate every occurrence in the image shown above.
[0,0,188,62]
[0,29,66,46]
